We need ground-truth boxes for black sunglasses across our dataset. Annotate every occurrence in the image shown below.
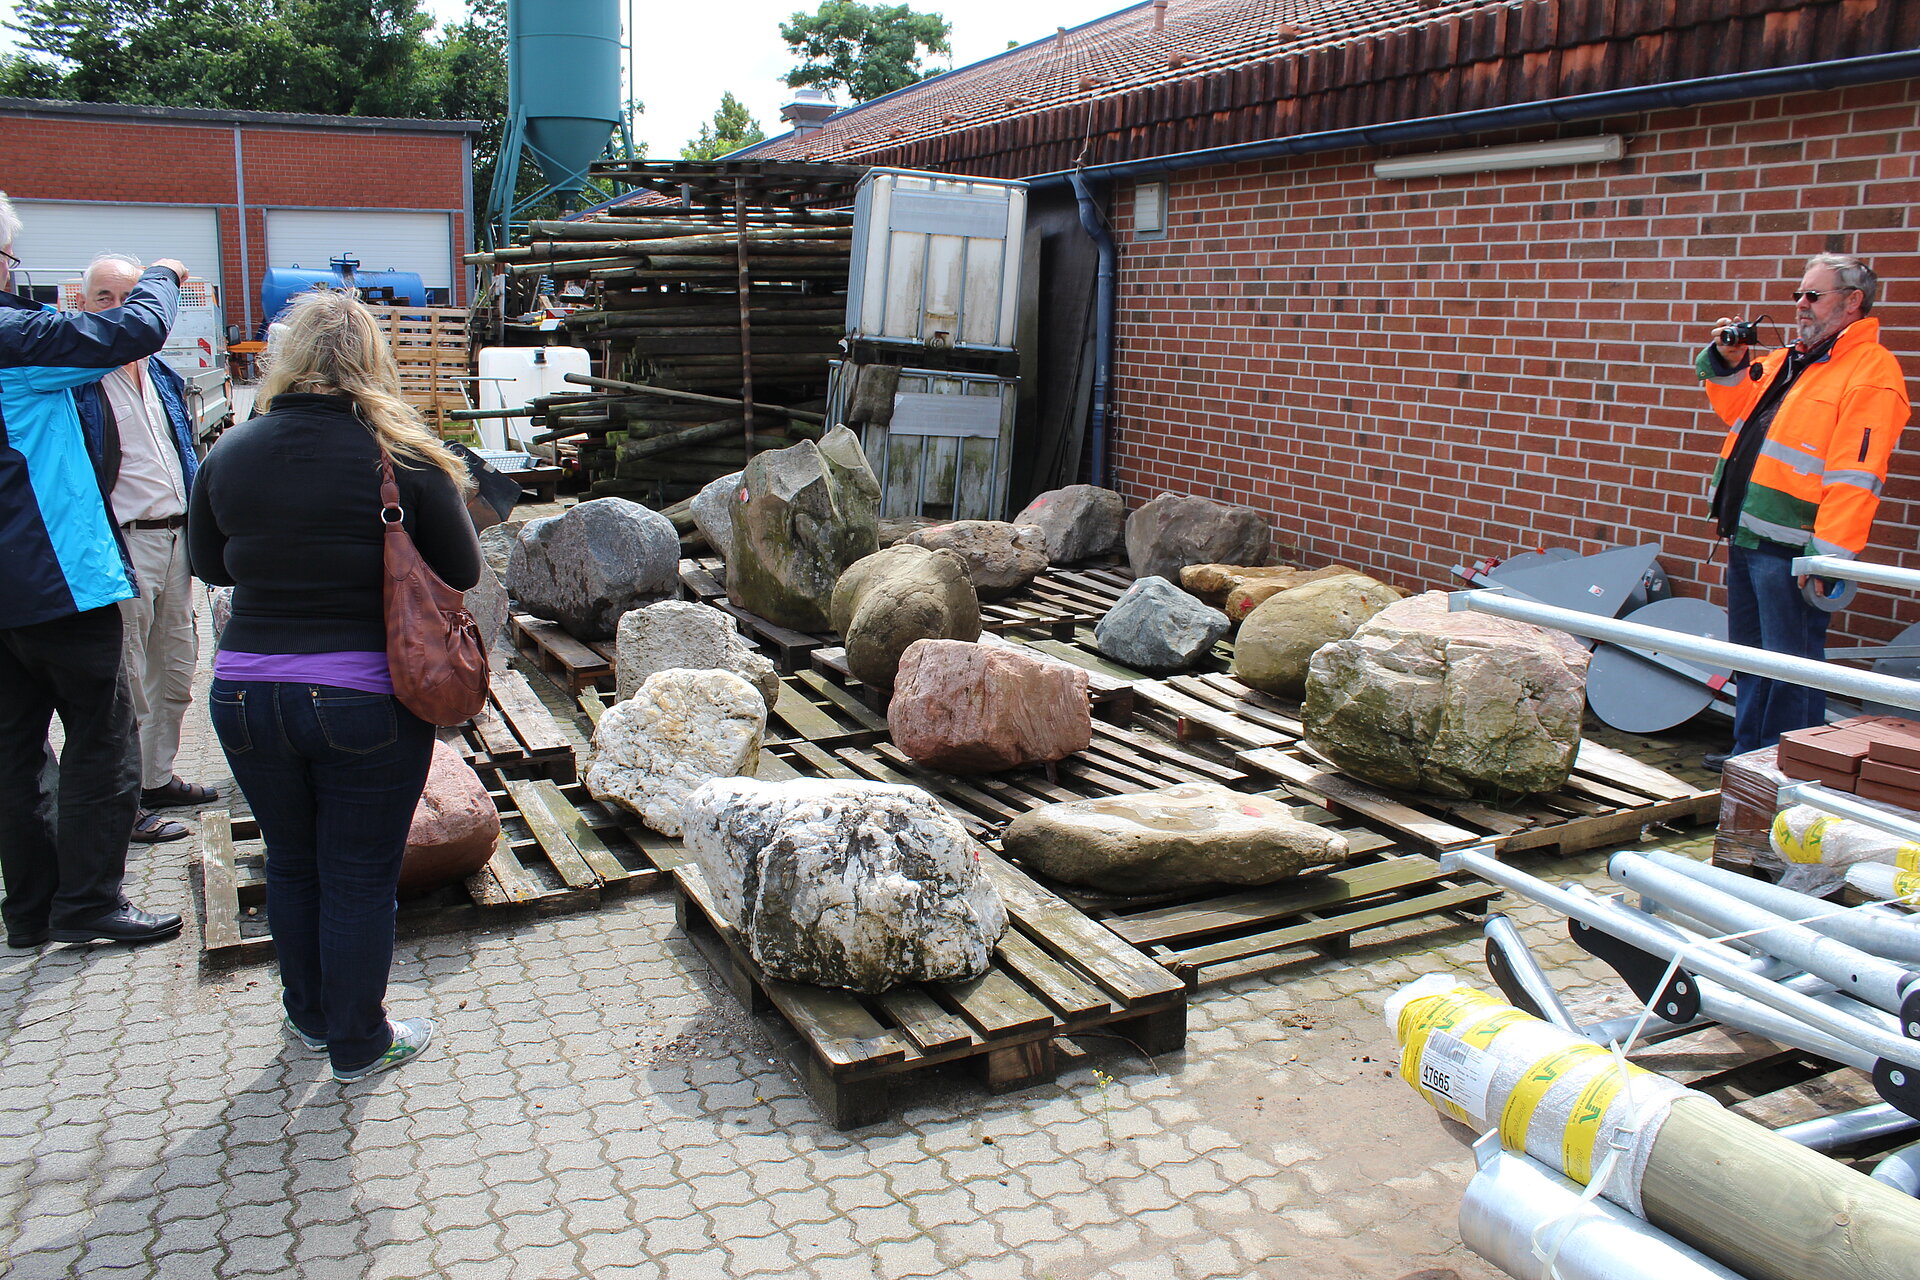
[0,248,18,269]
[1792,287,1856,304]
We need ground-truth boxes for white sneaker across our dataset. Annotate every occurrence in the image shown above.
[332,1017,434,1083]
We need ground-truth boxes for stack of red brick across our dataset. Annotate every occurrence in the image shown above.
[1778,716,1920,807]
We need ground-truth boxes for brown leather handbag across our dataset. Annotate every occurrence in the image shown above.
[378,452,489,725]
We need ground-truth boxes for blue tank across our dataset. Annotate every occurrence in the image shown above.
[512,0,622,196]
[260,264,429,323]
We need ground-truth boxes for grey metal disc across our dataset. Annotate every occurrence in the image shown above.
[1586,597,1731,733]
[1623,557,1673,614]
[1489,547,1580,577]
[1865,621,1920,722]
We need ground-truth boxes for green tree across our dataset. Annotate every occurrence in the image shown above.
[682,91,765,161]
[780,2,950,103]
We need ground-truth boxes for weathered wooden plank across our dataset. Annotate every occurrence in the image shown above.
[795,670,890,733]
[503,779,601,890]
[770,681,849,743]
[939,968,1054,1039]
[874,989,977,1053]
[200,810,243,954]
[979,851,1182,1005]
[1133,680,1290,749]
[490,668,573,756]
[1239,747,1483,849]
[467,830,544,906]
[1572,738,1704,801]
[528,779,631,885]
[994,928,1111,1018]
[1105,854,1445,946]
[1170,883,1497,971]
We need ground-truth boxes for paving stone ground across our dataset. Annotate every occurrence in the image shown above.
[0,588,1733,1280]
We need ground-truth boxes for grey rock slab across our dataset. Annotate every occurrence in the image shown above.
[478,520,527,585]
[727,426,881,632]
[689,471,743,563]
[613,599,779,711]
[1124,493,1272,583]
[507,498,678,641]
[1094,575,1231,675]
[1014,485,1126,565]
[902,520,1049,600]
[463,562,513,661]
[682,776,1007,993]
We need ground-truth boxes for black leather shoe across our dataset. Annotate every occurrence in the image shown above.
[6,927,48,949]
[1703,752,1731,773]
[48,903,183,945]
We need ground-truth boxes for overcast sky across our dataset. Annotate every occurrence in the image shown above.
[0,1,1132,157]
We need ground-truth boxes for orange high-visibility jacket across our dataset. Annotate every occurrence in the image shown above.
[1696,317,1910,558]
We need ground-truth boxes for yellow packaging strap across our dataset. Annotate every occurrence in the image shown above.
[1560,1055,1655,1185]
[1895,868,1920,906]
[1498,1041,1613,1153]
[1896,846,1920,873]
[1773,811,1837,865]
[1396,988,1515,1123]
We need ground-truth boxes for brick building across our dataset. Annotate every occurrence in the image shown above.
[741,0,1920,647]
[0,98,481,337]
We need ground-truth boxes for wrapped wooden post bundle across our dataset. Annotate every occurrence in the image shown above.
[1388,975,1920,1280]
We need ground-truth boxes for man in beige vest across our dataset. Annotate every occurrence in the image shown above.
[74,253,219,843]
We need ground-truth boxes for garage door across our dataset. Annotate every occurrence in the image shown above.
[10,201,222,290]
[266,210,453,290]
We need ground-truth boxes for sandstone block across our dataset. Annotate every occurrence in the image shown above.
[889,639,1090,773]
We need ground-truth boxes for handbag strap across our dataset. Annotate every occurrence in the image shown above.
[377,449,405,525]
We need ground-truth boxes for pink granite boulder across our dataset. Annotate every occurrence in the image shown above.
[398,740,501,897]
[889,639,1091,773]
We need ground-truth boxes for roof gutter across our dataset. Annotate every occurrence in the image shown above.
[1024,50,1920,187]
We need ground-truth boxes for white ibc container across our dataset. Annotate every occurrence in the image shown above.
[828,360,1017,521]
[846,169,1026,353]
[475,345,593,451]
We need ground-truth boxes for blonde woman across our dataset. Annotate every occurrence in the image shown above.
[188,291,480,1084]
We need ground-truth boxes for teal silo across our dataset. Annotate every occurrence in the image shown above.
[512,0,622,198]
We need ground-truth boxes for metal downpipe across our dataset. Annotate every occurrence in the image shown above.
[1068,169,1116,489]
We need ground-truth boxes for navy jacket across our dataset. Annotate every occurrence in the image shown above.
[73,354,199,497]
[0,269,178,628]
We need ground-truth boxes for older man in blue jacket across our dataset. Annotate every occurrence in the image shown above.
[0,192,191,948]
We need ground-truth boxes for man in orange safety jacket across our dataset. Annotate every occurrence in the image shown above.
[1696,253,1909,767]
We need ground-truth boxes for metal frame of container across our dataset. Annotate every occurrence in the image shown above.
[845,168,1027,354]
[828,360,1018,522]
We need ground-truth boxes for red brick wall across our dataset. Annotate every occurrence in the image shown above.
[1109,78,1920,648]
[0,110,470,323]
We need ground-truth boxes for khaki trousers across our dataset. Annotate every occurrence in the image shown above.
[117,525,199,791]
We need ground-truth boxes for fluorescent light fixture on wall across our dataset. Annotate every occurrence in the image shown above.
[1134,180,1167,233]
[1373,134,1624,180]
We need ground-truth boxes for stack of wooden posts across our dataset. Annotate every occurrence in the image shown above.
[368,304,470,434]
[463,209,852,506]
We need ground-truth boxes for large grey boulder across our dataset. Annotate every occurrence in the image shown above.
[1125,493,1272,583]
[829,544,981,688]
[507,497,678,641]
[1002,783,1349,894]
[1303,591,1590,801]
[902,520,1049,600]
[585,668,765,837]
[478,519,527,585]
[1232,573,1403,699]
[1094,575,1231,674]
[463,562,514,661]
[683,776,1007,994]
[690,470,743,562]
[613,600,780,710]
[1015,485,1126,564]
[728,426,881,632]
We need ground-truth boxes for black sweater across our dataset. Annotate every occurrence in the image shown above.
[188,393,482,654]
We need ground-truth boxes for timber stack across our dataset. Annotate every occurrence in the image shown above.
[463,172,860,506]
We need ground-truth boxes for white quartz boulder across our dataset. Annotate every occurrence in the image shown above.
[585,668,765,837]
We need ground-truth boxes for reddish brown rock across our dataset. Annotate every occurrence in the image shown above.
[1223,567,1367,621]
[890,639,1091,773]
[398,740,501,897]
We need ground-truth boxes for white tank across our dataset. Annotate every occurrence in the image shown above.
[475,345,593,451]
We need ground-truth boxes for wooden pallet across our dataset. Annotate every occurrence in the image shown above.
[198,777,672,967]
[1132,672,1719,856]
[368,304,469,431]
[975,566,1134,639]
[658,842,1187,1129]
[511,614,615,694]
[447,668,578,781]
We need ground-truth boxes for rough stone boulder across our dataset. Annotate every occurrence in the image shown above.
[1002,783,1349,894]
[614,600,780,711]
[478,519,526,585]
[1125,494,1272,583]
[585,669,765,837]
[1014,484,1127,565]
[210,586,234,642]
[902,520,1049,600]
[690,470,743,563]
[683,776,1007,993]
[829,544,982,688]
[1232,573,1404,699]
[1176,562,1359,611]
[463,562,514,661]
[1226,567,1367,622]
[1303,590,1590,801]
[890,639,1090,773]
[398,740,501,896]
[1094,576,1231,675]
[878,516,938,547]
[728,425,881,631]
[508,497,678,641]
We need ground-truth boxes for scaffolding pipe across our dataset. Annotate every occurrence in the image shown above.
[1610,852,1920,1017]
[1449,590,1920,713]
[1793,555,1920,594]
[1778,781,1920,846]
[1439,846,1920,1072]
[1642,850,1920,969]
[1874,1140,1920,1196]
[1459,1144,1745,1280]
[1775,1102,1920,1153]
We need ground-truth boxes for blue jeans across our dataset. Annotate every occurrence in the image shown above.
[209,679,433,1071]
[1726,542,1830,755]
